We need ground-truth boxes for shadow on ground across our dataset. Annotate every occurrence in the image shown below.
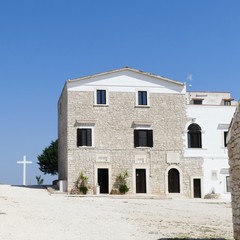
[158,238,226,240]
[11,185,51,189]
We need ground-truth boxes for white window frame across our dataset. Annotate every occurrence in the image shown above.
[94,88,109,106]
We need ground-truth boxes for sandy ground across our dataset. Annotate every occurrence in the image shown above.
[0,185,233,240]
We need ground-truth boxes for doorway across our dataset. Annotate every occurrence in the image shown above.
[168,168,180,193]
[136,169,146,193]
[193,178,201,198]
[98,168,109,193]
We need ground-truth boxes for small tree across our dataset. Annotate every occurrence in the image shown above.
[37,140,58,175]
[116,171,129,194]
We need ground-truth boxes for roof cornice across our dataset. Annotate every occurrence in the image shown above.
[68,67,184,86]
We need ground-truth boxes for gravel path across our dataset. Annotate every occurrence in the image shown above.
[0,185,233,240]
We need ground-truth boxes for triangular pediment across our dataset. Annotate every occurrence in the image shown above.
[67,67,185,94]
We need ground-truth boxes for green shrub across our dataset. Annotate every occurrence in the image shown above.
[79,186,88,194]
[116,171,129,194]
[119,184,129,194]
[78,172,88,195]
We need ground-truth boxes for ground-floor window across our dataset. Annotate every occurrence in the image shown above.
[226,176,231,192]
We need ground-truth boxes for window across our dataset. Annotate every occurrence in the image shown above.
[138,91,148,105]
[224,131,228,147]
[226,176,231,192]
[211,170,218,180]
[224,100,231,106]
[187,123,202,148]
[193,99,203,105]
[97,90,106,104]
[77,128,92,147]
[134,129,153,147]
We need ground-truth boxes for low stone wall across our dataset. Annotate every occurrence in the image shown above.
[228,102,240,240]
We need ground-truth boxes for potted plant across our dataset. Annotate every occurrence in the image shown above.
[116,171,129,194]
[78,172,89,195]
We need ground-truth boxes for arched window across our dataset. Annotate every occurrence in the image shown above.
[187,123,202,148]
[168,168,180,193]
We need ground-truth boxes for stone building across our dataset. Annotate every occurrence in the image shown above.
[227,102,240,239]
[58,67,236,198]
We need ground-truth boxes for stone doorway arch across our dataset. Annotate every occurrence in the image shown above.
[168,168,180,193]
[165,165,183,195]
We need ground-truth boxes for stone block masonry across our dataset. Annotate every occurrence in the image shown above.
[228,102,240,240]
[62,90,203,196]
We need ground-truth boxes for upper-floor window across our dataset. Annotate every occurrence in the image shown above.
[134,129,153,148]
[224,100,231,106]
[224,131,228,147]
[97,90,106,105]
[187,123,202,148]
[226,176,231,192]
[77,128,92,147]
[193,99,203,105]
[138,91,148,106]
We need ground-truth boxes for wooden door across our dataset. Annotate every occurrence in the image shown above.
[168,168,180,193]
[136,169,146,193]
[193,178,201,198]
[98,169,109,193]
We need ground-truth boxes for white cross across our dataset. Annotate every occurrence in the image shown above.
[17,155,32,186]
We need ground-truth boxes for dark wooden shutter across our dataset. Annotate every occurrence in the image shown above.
[147,130,153,147]
[102,90,106,104]
[97,90,101,104]
[77,129,82,146]
[138,91,147,105]
[142,91,147,105]
[198,133,202,148]
[77,129,92,146]
[224,131,228,147]
[134,130,139,147]
[86,129,92,146]
[138,130,146,146]
[97,90,106,104]
[138,91,142,105]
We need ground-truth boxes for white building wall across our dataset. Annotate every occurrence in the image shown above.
[67,70,186,94]
[185,105,236,198]
[188,91,233,105]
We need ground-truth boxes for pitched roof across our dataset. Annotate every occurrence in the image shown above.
[68,67,184,86]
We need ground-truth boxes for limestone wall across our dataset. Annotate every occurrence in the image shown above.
[64,90,203,196]
[58,85,68,181]
[228,102,240,240]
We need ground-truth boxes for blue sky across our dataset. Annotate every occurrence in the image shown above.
[0,1,239,185]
